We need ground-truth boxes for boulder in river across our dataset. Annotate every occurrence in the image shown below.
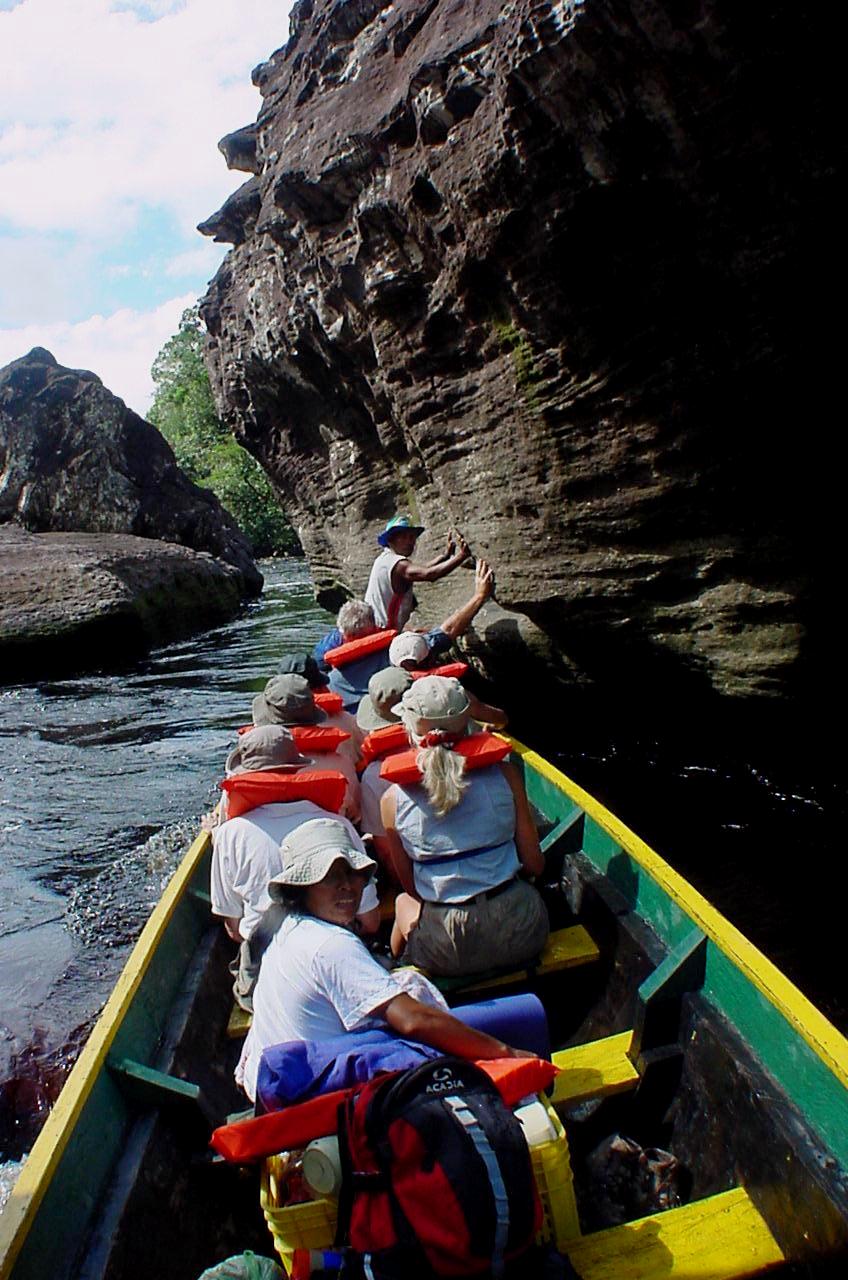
[0,347,262,596]
[0,525,247,682]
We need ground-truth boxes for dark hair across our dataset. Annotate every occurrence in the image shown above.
[275,884,310,914]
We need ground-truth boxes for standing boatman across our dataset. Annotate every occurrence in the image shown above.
[364,515,470,629]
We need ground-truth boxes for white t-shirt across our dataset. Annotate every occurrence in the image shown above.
[236,914,400,1100]
[210,800,377,940]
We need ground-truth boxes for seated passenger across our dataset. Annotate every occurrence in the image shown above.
[236,818,533,1102]
[277,653,365,756]
[387,559,495,674]
[252,674,361,821]
[211,727,379,1011]
[325,600,393,712]
[381,677,549,976]
[356,667,413,872]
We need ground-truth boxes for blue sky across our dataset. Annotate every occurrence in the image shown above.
[0,0,293,411]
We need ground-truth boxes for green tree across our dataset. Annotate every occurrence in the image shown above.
[149,308,299,556]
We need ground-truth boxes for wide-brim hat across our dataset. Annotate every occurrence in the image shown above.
[252,674,327,726]
[225,725,310,777]
[356,667,413,731]
[377,515,425,548]
[268,818,377,896]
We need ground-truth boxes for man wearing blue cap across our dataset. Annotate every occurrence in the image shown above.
[365,515,470,629]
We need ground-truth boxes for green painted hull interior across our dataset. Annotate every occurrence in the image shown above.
[520,755,848,1180]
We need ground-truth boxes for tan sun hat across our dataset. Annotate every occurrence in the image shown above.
[356,667,413,731]
[225,725,309,777]
[399,676,470,734]
[268,818,377,895]
[252,674,326,727]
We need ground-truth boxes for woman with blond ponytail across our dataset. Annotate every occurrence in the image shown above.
[380,677,549,976]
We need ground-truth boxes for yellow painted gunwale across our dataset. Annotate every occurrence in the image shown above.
[510,738,848,1093]
[0,830,211,1280]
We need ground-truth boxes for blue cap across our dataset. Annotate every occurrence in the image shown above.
[377,515,426,548]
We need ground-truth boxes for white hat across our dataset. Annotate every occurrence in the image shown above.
[269,818,376,893]
[389,632,429,668]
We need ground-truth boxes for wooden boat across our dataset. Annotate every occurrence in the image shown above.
[1,737,846,1280]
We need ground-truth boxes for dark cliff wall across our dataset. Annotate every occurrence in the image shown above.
[200,0,839,703]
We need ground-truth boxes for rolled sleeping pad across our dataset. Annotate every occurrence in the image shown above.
[453,993,550,1061]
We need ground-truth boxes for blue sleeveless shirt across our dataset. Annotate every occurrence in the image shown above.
[393,765,519,903]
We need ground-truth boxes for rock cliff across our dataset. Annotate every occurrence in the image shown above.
[0,348,262,594]
[200,0,838,704]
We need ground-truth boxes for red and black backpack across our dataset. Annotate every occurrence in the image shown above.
[335,1056,541,1279]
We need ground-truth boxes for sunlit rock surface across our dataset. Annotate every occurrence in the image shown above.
[200,0,837,702]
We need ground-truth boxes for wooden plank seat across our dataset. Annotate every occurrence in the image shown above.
[550,1031,641,1109]
[565,1186,785,1280]
[434,924,600,997]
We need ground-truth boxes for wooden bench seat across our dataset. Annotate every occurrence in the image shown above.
[565,1186,784,1280]
[550,1031,641,1108]
[436,924,600,997]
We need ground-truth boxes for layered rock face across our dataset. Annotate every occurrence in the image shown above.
[200,0,837,703]
[0,348,261,594]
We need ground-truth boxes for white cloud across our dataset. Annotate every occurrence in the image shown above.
[164,243,223,279]
[0,293,197,414]
[0,0,291,236]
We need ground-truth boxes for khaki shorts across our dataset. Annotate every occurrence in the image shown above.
[403,879,549,978]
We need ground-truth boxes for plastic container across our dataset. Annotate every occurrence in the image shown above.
[260,1155,338,1277]
[526,1098,581,1249]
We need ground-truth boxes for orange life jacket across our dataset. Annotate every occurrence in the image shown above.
[313,689,345,714]
[379,732,512,785]
[324,629,397,669]
[210,1056,558,1163]
[410,661,469,682]
[220,770,347,820]
[358,722,409,769]
[235,724,350,751]
[288,725,351,753]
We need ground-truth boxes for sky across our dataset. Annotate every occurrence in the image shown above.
[0,0,294,413]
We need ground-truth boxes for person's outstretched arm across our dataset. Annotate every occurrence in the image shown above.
[382,993,534,1060]
[395,531,470,585]
[439,560,494,640]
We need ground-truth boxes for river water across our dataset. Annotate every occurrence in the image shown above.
[1,559,844,1204]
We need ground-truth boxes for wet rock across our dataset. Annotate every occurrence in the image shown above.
[199,0,839,704]
[0,525,246,682]
[0,348,262,594]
